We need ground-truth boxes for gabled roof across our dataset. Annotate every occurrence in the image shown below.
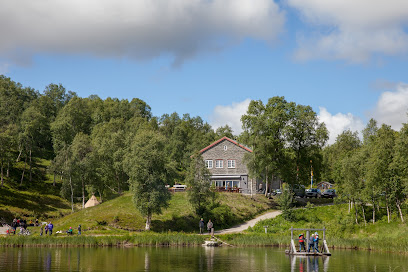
[199,136,252,154]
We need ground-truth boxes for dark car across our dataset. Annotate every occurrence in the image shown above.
[305,188,321,198]
[292,184,305,198]
[321,189,336,198]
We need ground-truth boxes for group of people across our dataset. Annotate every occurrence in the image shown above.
[10,218,29,235]
[40,222,54,236]
[298,232,320,253]
[66,225,81,235]
[199,218,213,235]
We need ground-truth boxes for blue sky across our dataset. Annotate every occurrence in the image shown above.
[1,0,408,144]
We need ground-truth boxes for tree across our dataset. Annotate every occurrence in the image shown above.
[185,153,213,215]
[366,124,396,223]
[124,130,172,230]
[19,106,48,184]
[70,133,94,208]
[284,104,328,186]
[0,124,16,187]
[215,125,235,139]
[390,123,408,223]
[241,97,294,196]
[51,97,92,152]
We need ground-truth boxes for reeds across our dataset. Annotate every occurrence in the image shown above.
[0,233,206,247]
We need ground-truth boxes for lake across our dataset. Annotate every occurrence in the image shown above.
[1,246,407,272]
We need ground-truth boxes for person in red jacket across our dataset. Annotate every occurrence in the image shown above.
[299,233,305,252]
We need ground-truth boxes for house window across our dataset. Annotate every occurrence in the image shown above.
[205,160,213,169]
[224,145,227,150]
[215,160,223,168]
[227,160,236,168]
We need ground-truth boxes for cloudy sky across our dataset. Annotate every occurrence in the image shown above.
[2,0,408,144]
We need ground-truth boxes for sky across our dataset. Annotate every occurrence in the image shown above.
[1,0,408,144]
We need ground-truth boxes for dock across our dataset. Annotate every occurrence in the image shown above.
[285,227,331,256]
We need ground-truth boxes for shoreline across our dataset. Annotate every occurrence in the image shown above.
[1,233,407,254]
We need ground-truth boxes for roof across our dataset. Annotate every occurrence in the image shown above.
[199,136,252,154]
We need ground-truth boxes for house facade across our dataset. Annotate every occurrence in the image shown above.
[199,136,256,194]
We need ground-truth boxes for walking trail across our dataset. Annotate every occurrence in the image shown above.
[215,210,282,234]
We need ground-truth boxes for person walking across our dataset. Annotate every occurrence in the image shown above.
[44,224,48,235]
[298,233,305,252]
[199,219,205,234]
[207,219,213,235]
[78,224,82,235]
[314,232,320,253]
[308,234,315,252]
[40,224,44,236]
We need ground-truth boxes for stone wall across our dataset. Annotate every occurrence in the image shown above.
[201,139,249,176]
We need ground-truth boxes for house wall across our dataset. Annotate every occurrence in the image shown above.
[201,139,249,176]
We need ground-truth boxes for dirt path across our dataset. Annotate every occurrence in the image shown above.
[215,210,282,234]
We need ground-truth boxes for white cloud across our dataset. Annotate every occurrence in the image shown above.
[287,0,408,62]
[318,107,364,145]
[371,83,408,130]
[209,99,251,135]
[0,0,285,67]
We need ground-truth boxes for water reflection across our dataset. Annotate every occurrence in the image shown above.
[290,255,331,272]
[0,247,407,272]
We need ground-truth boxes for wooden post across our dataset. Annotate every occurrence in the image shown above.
[291,227,293,241]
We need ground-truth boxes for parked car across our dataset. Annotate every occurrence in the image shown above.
[305,188,321,198]
[270,189,282,196]
[292,184,305,198]
[321,189,336,198]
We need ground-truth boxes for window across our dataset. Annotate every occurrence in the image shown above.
[215,160,223,168]
[205,160,213,169]
[227,160,236,168]
[224,145,228,150]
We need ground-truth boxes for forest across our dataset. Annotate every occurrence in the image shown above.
[1,74,408,227]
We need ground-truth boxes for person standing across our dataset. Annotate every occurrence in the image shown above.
[298,233,305,252]
[314,232,320,253]
[199,219,205,234]
[78,224,82,235]
[207,219,213,234]
[48,222,54,236]
[45,224,48,235]
[308,234,315,252]
[40,224,44,236]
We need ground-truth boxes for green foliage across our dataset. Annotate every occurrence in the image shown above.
[185,153,213,215]
[241,97,328,193]
[277,186,294,221]
[124,130,172,230]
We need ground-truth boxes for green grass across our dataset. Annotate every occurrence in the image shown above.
[21,191,273,235]
[0,232,207,247]
[239,203,408,252]
[0,157,72,222]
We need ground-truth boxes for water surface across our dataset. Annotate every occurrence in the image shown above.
[1,246,407,272]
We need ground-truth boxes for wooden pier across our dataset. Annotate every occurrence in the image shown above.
[285,227,331,256]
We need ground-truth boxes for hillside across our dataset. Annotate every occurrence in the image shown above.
[50,192,274,234]
[0,158,72,222]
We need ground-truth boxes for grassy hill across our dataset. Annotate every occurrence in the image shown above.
[51,192,274,234]
[0,158,72,222]
[0,157,275,235]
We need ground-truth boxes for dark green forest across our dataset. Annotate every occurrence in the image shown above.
[1,74,408,226]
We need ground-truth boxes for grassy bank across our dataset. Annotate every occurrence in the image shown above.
[225,203,408,253]
[0,233,206,247]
